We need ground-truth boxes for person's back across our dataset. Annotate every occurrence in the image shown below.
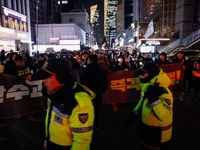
[80,54,108,130]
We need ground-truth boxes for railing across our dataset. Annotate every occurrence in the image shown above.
[160,28,200,54]
[184,28,200,46]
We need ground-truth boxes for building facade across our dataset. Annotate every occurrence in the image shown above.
[175,0,200,38]
[34,23,85,53]
[92,9,101,47]
[141,0,176,38]
[61,11,93,47]
[115,0,141,50]
[104,0,118,47]
[30,0,47,45]
[0,0,31,52]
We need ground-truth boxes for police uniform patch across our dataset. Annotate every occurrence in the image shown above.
[78,113,88,124]
[54,114,63,125]
[43,61,48,68]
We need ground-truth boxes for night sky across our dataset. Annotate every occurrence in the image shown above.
[79,0,105,43]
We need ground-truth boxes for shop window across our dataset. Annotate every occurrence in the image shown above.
[5,17,9,28]
[13,20,16,29]
[22,23,25,31]
[17,21,20,30]
[26,23,28,32]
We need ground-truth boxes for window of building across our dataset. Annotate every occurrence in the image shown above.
[11,0,14,9]
[24,0,27,15]
[3,0,7,7]
[20,0,23,13]
[17,21,20,30]
[22,23,25,31]
[62,1,68,4]
[16,0,19,12]
[26,23,28,32]
[5,17,9,28]
[13,20,16,29]
[58,1,60,4]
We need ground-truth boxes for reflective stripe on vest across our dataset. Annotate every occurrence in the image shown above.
[52,106,69,119]
[164,104,172,113]
[149,100,161,108]
[140,141,161,150]
[162,123,172,131]
[47,100,51,107]
[72,125,93,133]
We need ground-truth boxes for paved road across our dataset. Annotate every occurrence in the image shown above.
[1,90,200,150]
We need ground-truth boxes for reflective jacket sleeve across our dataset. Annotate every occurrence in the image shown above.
[70,92,94,150]
[133,93,144,113]
[150,91,173,121]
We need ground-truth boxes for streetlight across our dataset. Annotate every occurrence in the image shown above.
[36,1,39,55]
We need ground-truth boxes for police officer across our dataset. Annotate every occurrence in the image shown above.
[29,58,95,150]
[124,62,173,150]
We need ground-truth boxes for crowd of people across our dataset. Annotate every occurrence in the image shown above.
[0,48,198,149]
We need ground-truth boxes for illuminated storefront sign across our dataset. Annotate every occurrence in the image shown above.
[59,40,80,45]
[145,40,160,45]
[50,37,59,44]
[141,39,169,46]
[17,33,27,38]
[2,6,27,22]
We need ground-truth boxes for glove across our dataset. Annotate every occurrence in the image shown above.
[146,85,159,104]
[123,112,138,130]
[146,79,168,104]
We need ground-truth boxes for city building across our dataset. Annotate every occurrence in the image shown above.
[30,0,48,45]
[115,0,141,50]
[61,11,93,47]
[90,5,98,23]
[175,0,200,38]
[91,5,101,48]
[141,0,176,38]
[47,0,85,24]
[104,0,118,47]
[0,0,31,52]
[34,23,85,53]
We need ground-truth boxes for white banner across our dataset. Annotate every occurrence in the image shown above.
[145,20,154,39]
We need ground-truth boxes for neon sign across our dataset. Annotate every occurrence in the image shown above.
[2,6,27,22]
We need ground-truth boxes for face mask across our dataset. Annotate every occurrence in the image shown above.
[185,57,189,60]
